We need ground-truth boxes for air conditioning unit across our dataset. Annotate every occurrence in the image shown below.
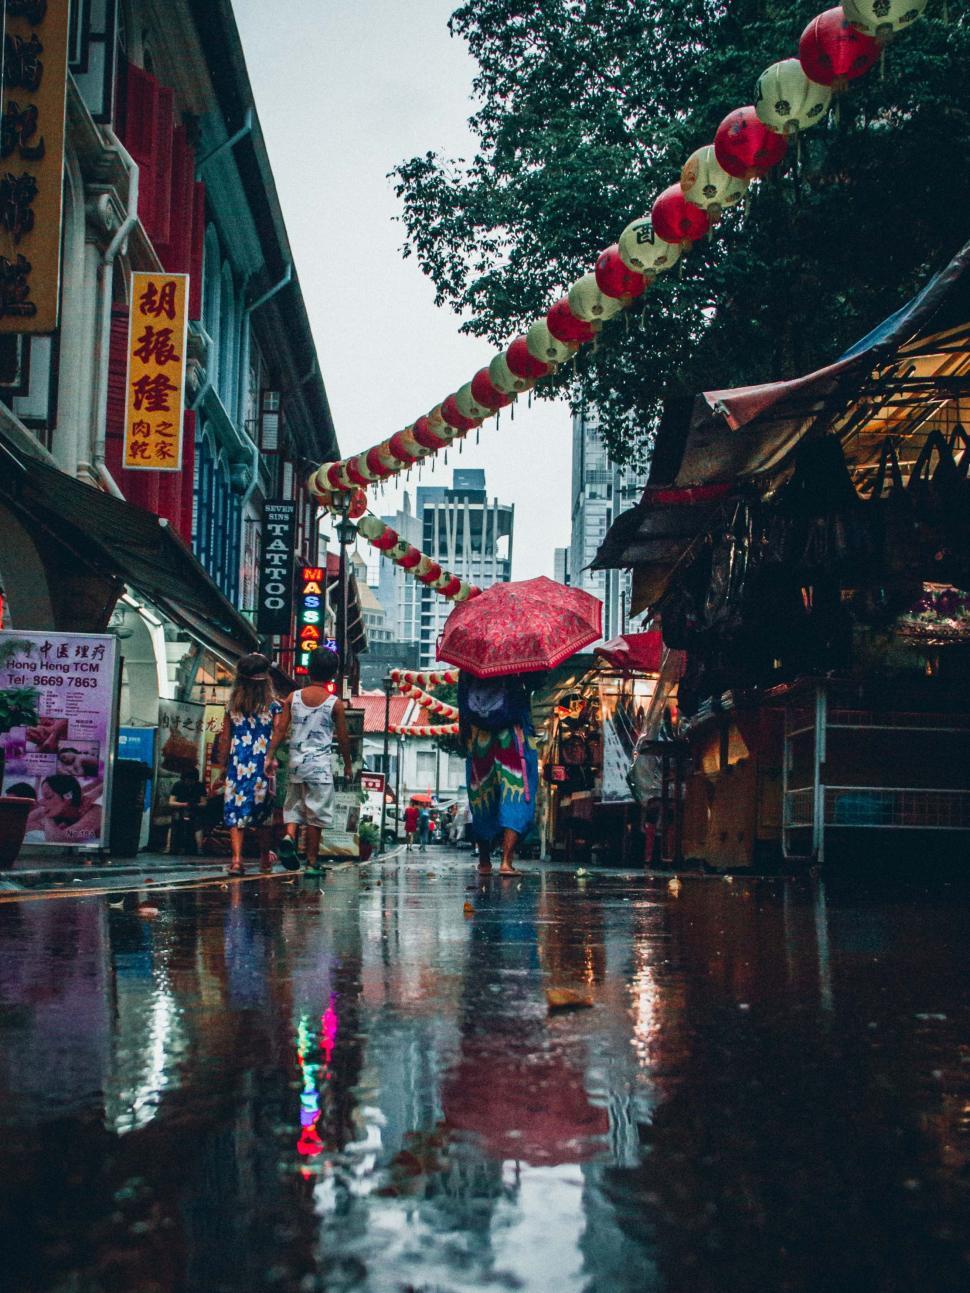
[260,390,281,453]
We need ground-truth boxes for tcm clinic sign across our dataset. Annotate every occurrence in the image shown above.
[256,502,296,636]
[295,566,336,675]
[123,272,189,470]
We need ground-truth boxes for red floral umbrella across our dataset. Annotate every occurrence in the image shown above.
[437,576,602,678]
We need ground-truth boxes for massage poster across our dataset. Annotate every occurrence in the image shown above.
[0,631,119,849]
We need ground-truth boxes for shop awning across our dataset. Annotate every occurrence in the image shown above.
[0,449,259,659]
[594,631,664,674]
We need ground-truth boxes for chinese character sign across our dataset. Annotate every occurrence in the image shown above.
[0,0,70,333]
[0,630,119,848]
[124,271,189,471]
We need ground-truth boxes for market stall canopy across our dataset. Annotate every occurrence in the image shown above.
[594,631,664,674]
[0,449,259,659]
[674,236,970,488]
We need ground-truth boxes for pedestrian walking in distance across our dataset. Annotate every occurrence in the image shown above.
[418,805,431,852]
[403,802,419,851]
[211,653,281,876]
[267,648,352,874]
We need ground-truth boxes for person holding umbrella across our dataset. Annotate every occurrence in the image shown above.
[440,576,603,878]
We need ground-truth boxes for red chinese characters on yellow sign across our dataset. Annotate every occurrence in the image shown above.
[124,272,189,471]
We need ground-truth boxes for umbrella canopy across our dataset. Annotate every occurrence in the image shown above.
[594,630,664,675]
[437,576,603,678]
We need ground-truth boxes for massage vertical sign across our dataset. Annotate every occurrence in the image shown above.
[123,271,189,470]
[0,0,70,333]
[295,565,336,675]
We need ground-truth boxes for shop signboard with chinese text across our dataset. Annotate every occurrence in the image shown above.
[0,0,71,333]
[123,271,189,470]
[360,769,385,822]
[151,698,205,842]
[257,501,296,636]
[0,630,119,849]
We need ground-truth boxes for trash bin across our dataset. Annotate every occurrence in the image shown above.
[110,759,151,857]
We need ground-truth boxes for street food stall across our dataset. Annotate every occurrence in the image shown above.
[593,241,970,872]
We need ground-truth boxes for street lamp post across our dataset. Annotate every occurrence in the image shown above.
[380,673,393,850]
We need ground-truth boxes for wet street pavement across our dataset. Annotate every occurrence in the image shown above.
[1,849,968,1293]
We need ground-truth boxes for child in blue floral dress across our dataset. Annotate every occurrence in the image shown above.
[211,653,282,875]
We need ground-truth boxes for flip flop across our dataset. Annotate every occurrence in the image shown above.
[227,862,245,877]
[498,867,523,878]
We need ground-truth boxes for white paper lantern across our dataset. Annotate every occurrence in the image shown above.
[526,320,574,365]
[568,273,624,323]
[489,351,533,394]
[617,217,682,277]
[454,381,492,422]
[755,58,832,134]
[680,145,749,219]
[842,0,927,40]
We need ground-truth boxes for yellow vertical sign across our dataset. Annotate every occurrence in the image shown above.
[123,272,189,471]
[0,0,70,333]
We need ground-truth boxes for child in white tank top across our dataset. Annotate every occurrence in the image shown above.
[267,648,352,871]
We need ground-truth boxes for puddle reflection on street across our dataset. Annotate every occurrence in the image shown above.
[1,860,968,1292]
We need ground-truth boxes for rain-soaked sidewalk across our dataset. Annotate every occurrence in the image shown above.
[0,847,968,1293]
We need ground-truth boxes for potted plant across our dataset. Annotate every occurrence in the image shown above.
[357,819,380,862]
[0,637,39,869]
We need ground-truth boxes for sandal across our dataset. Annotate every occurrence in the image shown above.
[227,861,245,876]
[259,852,277,874]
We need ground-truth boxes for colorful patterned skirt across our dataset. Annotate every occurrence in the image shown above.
[466,724,539,842]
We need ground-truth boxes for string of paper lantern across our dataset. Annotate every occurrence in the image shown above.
[356,513,482,602]
[389,722,460,737]
[306,3,932,508]
[394,681,459,719]
[390,668,460,689]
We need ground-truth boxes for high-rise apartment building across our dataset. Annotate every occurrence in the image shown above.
[370,471,513,668]
[569,411,645,643]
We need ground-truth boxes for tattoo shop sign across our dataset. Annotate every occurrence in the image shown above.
[0,0,70,333]
[256,501,296,636]
[123,271,189,470]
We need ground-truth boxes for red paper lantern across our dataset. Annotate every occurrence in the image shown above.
[344,458,370,489]
[326,462,347,490]
[389,430,419,465]
[714,105,789,180]
[418,562,443,585]
[798,7,879,90]
[546,297,596,345]
[651,185,711,247]
[365,446,392,479]
[348,488,367,519]
[397,546,421,570]
[471,367,513,410]
[506,335,550,381]
[441,393,479,433]
[372,526,399,551]
[594,245,647,301]
[441,576,462,598]
[412,415,449,450]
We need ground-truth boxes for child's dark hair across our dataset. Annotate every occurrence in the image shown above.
[307,648,339,684]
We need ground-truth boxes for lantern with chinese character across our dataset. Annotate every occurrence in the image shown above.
[680,145,749,220]
[526,320,574,365]
[617,218,681,279]
[568,273,624,322]
[546,297,596,345]
[799,7,880,89]
[754,59,832,134]
[471,367,513,410]
[506,335,550,381]
[594,245,647,301]
[842,0,928,41]
[651,185,711,248]
[489,351,534,395]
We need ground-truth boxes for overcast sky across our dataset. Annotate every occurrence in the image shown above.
[232,0,571,581]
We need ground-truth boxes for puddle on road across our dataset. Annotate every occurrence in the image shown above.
[1,861,968,1292]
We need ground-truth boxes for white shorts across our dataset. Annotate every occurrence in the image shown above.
[283,778,335,828]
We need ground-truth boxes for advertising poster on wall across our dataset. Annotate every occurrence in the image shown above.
[152,699,205,840]
[0,631,119,848]
[319,790,362,860]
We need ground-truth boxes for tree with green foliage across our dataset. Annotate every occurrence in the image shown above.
[392,0,969,465]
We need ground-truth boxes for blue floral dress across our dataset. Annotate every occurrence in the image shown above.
[223,702,282,828]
